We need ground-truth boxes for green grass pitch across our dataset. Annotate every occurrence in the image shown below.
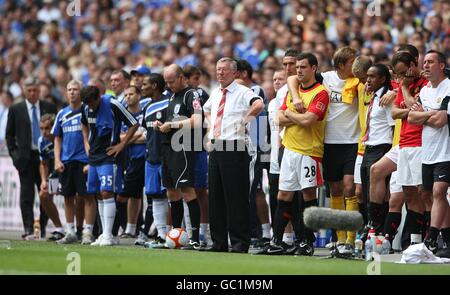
[1,241,450,275]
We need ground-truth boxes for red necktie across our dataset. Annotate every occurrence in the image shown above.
[362,94,376,143]
[213,88,227,138]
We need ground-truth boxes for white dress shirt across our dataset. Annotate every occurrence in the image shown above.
[0,105,9,145]
[267,85,288,174]
[203,80,262,141]
[25,99,41,150]
[365,87,395,146]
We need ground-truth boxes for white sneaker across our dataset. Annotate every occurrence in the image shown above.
[112,236,120,245]
[81,230,94,245]
[338,243,354,255]
[135,232,149,246]
[56,232,78,244]
[325,242,335,249]
[90,234,104,246]
[145,236,168,249]
[24,234,37,241]
[100,235,115,246]
[336,243,346,253]
[204,230,213,247]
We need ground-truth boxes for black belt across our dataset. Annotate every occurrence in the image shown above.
[365,144,391,150]
[210,139,247,151]
[211,139,245,144]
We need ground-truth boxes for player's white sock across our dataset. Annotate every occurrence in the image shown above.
[157,225,167,239]
[55,227,64,234]
[200,223,207,242]
[103,198,116,238]
[84,224,93,233]
[153,199,168,239]
[66,223,75,235]
[125,223,136,235]
[183,200,192,237]
[262,223,271,239]
[283,232,294,245]
[97,199,105,232]
[200,223,212,245]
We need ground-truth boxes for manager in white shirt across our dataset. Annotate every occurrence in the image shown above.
[203,57,264,253]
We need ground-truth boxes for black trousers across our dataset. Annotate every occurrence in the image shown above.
[18,151,41,234]
[268,173,279,226]
[361,144,392,204]
[208,141,251,252]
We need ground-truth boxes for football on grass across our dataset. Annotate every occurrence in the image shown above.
[166,228,189,249]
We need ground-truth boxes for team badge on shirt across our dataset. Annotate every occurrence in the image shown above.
[316,101,325,112]
[174,104,181,114]
[156,111,162,120]
[330,91,342,103]
[193,91,200,99]
[192,98,202,111]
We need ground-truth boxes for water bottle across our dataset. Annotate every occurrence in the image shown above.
[364,238,373,261]
[382,234,391,254]
[326,229,332,244]
[318,229,327,248]
[354,234,363,258]
[33,219,41,239]
[370,235,377,253]
[313,231,319,248]
[375,238,383,254]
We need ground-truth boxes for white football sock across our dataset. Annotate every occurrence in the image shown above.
[83,224,94,233]
[125,223,136,235]
[200,223,207,241]
[103,198,116,238]
[261,223,271,239]
[66,223,75,235]
[183,200,192,237]
[153,198,168,239]
[283,232,294,245]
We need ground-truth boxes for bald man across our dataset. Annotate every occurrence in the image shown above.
[159,64,203,249]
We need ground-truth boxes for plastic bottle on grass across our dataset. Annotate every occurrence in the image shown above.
[33,219,41,239]
[364,238,373,261]
[354,234,363,258]
[382,234,391,254]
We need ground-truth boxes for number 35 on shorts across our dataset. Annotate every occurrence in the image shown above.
[101,175,113,187]
[87,164,123,194]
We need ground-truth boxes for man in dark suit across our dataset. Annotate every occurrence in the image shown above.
[6,77,57,238]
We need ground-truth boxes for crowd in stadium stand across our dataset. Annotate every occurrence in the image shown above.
[0,0,448,109]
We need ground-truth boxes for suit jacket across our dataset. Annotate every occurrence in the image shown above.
[6,100,56,172]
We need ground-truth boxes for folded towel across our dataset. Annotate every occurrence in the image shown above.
[342,77,359,104]
[399,243,450,264]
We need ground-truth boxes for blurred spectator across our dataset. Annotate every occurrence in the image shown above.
[37,0,61,24]
[0,90,13,149]
[0,0,447,111]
